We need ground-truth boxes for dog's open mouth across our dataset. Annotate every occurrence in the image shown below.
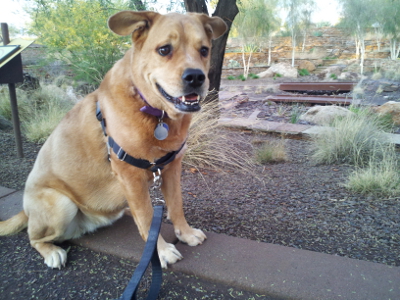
[157,84,201,112]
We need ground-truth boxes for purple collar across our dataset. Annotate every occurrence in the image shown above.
[137,89,168,118]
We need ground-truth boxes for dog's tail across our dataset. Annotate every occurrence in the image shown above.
[0,211,28,235]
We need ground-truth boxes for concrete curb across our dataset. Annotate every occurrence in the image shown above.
[1,186,399,300]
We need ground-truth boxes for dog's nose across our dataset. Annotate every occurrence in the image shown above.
[182,69,206,88]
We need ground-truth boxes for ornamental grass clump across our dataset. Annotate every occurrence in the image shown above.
[311,110,391,167]
[184,97,255,174]
[255,139,287,164]
[345,147,400,196]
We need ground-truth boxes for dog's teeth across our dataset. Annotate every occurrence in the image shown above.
[182,95,185,102]
[197,95,200,101]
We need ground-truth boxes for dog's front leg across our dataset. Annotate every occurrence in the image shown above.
[111,161,182,268]
[161,156,207,246]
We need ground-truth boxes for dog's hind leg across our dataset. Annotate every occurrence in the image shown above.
[24,188,79,269]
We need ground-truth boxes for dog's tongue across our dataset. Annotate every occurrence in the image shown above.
[180,94,199,102]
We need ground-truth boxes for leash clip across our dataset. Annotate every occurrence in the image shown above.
[152,169,162,189]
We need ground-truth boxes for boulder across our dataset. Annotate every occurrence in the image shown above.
[300,105,355,125]
[257,63,298,78]
[298,60,316,72]
[373,101,400,125]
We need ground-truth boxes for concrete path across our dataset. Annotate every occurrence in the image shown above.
[1,187,399,300]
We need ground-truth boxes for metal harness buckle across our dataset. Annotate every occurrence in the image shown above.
[152,168,162,189]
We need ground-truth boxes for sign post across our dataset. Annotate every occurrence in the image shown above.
[0,23,33,158]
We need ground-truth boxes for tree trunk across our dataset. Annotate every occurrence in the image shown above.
[128,0,146,10]
[291,32,296,67]
[208,0,238,97]
[184,0,208,14]
[268,37,272,66]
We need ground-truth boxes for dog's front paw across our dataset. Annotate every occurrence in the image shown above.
[175,227,207,246]
[44,248,67,269]
[158,243,183,269]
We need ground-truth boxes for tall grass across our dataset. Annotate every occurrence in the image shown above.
[184,98,255,174]
[0,79,75,143]
[345,147,400,196]
[311,110,391,167]
[312,106,400,195]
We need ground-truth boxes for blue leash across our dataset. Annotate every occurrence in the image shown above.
[118,205,164,300]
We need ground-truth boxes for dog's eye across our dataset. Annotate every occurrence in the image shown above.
[158,45,172,56]
[200,47,209,57]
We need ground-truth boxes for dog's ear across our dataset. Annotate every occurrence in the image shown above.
[108,11,159,39]
[198,15,228,40]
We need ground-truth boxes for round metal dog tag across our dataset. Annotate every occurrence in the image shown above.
[154,122,169,140]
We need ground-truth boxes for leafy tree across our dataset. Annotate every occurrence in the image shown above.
[233,0,280,78]
[28,0,130,86]
[283,0,315,67]
[338,0,376,73]
[378,0,400,60]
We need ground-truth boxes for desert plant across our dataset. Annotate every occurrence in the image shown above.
[23,98,73,143]
[237,74,247,81]
[290,104,303,123]
[255,139,287,164]
[329,73,338,80]
[298,68,310,76]
[345,147,400,196]
[273,73,282,80]
[311,111,392,167]
[248,73,260,79]
[28,0,130,86]
[227,75,236,80]
[0,87,32,123]
[184,98,255,173]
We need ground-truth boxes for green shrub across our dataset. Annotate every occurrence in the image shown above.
[227,75,236,80]
[29,0,130,86]
[237,74,247,81]
[330,73,338,80]
[312,31,323,37]
[273,73,282,80]
[298,68,310,76]
[248,73,259,79]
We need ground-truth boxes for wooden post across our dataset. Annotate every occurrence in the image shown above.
[1,23,24,158]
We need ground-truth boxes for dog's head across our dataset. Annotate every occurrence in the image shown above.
[108,11,227,118]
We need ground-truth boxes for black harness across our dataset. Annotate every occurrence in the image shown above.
[96,102,185,172]
[97,101,181,299]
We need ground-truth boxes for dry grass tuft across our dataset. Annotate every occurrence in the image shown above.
[184,95,255,174]
[345,148,400,196]
[254,138,287,164]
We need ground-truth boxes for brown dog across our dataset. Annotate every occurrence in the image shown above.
[0,11,227,269]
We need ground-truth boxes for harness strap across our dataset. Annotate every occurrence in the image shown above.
[96,102,185,171]
[118,205,164,300]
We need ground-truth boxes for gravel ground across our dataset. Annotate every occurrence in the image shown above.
[1,128,399,267]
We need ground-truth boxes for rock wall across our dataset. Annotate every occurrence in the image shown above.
[223,26,392,70]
